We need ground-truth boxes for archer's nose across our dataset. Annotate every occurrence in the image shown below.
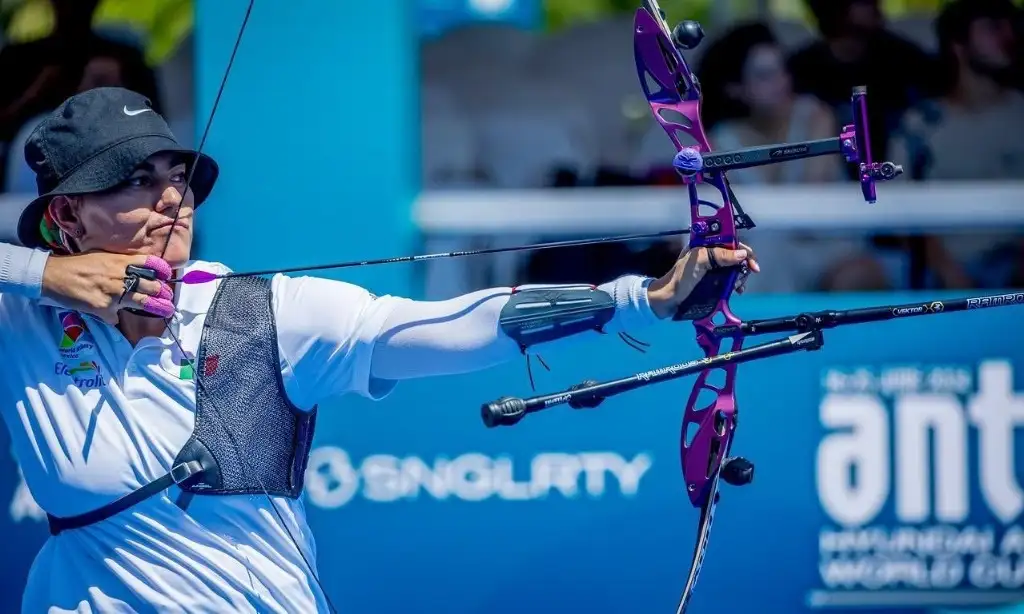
[156,186,183,213]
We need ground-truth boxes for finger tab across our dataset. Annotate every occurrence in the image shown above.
[143,256,173,281]
[141,297,175,319]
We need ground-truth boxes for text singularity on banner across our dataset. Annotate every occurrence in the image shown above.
[303,447,654,508]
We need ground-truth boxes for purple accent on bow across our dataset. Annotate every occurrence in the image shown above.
[631,1,903,611]
[673,148,703,176]
[635,3,742,510]
[852,86,877,203]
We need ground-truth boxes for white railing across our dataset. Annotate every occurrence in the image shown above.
[414,181,1024,297]
[415,182,1024,233]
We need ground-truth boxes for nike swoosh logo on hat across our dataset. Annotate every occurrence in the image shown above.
[123,106,152,116]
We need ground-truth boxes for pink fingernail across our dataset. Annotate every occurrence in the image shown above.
[157,283,173,300]
[143,256,172,281]
[141,297,175,318]
[735,250,748,259]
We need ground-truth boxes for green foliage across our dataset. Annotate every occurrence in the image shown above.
[543,0,713,31]
[3,0,192,65]
[546,0,1024,30]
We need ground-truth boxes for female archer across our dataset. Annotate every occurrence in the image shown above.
[0,87,760,612]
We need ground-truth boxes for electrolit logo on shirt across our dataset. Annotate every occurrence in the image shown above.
[53,360,105,389]
[303,447,653,508]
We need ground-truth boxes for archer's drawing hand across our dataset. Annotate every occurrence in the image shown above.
[41,253,175,324]
[647,242,760,319]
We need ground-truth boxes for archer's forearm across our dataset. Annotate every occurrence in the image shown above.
[368,275,660,381]
[0,242,48,299]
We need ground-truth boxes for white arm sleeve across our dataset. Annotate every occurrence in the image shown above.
[0,243,48,299]
[272,274,659,409]
[369,275,658,381]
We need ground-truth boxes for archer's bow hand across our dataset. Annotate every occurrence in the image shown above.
[646,242,760,319]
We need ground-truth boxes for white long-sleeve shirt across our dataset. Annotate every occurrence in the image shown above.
[0,256,658,613]
[0,242,48,299]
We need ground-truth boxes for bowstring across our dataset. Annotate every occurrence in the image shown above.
[150,1,339,611]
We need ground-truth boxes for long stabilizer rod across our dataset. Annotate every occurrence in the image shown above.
[481,330,824,428]
[715,291,1024,337]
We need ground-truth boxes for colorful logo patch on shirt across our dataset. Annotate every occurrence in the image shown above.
[55,310,98,361]
[59,312,86,349]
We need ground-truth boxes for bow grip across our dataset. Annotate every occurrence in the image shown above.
[672,265,743,321]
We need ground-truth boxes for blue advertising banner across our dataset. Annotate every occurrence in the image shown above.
[1,292,1021,613]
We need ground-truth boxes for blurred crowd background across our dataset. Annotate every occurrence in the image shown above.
[416,0,1024,296]
[1,0,1023,295]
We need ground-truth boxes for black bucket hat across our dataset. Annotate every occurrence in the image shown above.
[16,86,219,249]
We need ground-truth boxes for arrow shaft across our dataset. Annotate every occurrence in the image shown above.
[172,228,692,283]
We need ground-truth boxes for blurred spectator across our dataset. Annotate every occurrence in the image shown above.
[6,52,136,193]
[697,22,842,185]
[888,0,1024,290]
[788,0,940,163]
[0,0,161,144]
[892,0,1024,181]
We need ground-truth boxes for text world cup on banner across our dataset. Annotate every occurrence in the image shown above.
[809,359,1024,609]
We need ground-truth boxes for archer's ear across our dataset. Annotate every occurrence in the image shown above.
[47,195,83,237]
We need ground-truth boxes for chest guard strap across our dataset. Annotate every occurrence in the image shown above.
[47,461,206,535]
[499,284,616,349]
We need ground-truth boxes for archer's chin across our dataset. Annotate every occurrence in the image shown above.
[160,235,193,268]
